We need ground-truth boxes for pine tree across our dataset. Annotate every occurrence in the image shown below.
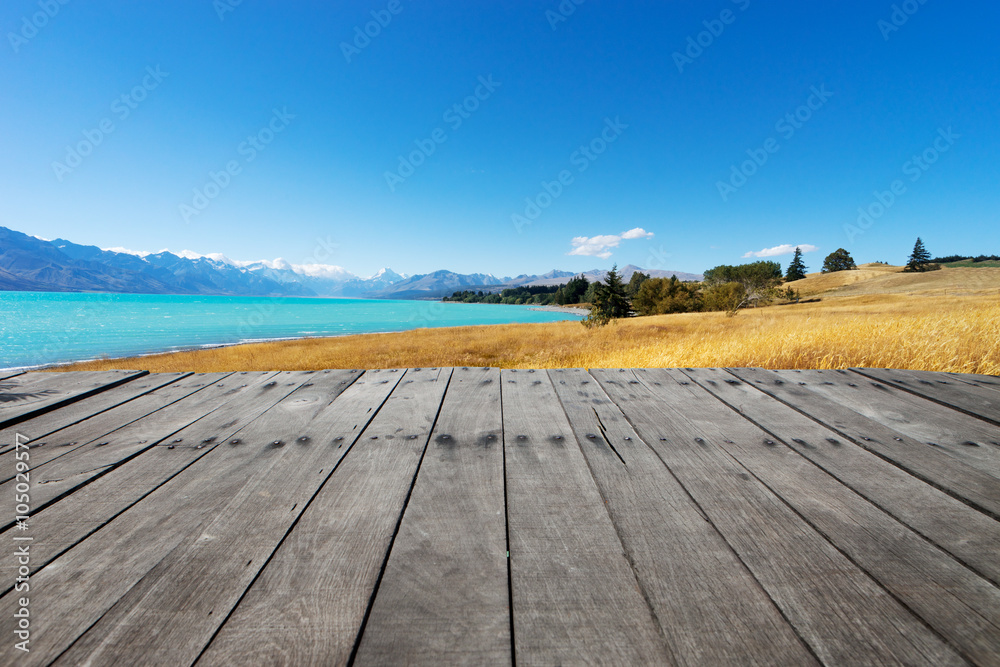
[905,237,932,272]
[583,265,631,327]
[785,247,808,282]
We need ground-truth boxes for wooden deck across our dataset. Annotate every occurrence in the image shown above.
[1,367,999,665]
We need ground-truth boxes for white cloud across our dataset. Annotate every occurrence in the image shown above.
[177,249,238,265]
[620,227,654,240]
[293,263,354,279]
[742,243,818,259]
[101,245,356,280]
[567,228,654,259]
[104,246,151,257]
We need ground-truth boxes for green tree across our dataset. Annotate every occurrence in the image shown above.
[785,247,808,282]
[583,265,630,327]
[703,260,783,311]
[904,237,937,272]
[562,275,589,304]
[701,282,747,316]
[633,276,699,315]
[821,248,857,273]
[626,271,650,298]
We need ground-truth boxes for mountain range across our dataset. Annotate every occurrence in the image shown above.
[0,226,702,299]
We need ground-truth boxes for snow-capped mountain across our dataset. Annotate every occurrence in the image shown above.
[0,226,701,299]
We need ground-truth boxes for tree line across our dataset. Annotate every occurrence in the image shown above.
[445,237,977,327]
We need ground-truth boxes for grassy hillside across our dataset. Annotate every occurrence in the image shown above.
[54,265,1000,374]
[942,260,1000,268]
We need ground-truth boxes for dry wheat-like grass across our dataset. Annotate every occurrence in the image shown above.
[53,292,1000,375]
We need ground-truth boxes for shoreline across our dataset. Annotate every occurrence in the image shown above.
[35,292,1000,376]
[3,299,583,372]
[528,304,590,315]
[9,317,584,373]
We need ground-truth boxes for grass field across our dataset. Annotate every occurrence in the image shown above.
[53,266,1000,375]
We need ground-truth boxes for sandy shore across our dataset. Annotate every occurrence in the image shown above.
[528,305,589,315]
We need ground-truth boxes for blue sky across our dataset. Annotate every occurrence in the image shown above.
[2,0,998,278]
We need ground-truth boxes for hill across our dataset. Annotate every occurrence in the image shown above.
[792,264,1000,299]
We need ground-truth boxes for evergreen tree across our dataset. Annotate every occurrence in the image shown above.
[821,248,857,273]
[626,271,650,298]
[785,247,808,282]
[583,265,631,327]
[905,237,933,272]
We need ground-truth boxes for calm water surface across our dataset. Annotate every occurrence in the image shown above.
[0,291,581,369]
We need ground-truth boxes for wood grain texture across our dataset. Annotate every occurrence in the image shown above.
[0,371,318,590]
[597,368,963,666]
[502,368,671,666]
[729,367,1000,518]
[354,367,511,666]
[775,368,1000,478]
[1,368,998,665]
[0,372,237,517]
[945,370,1000,391]
[0,371,189,454]
[548,368,816,666]
[657,369,1000,665]
[681,367,1000,588]
[0,370,146,428]
[852,367,1000,426]
[197,368,448,667]
[0,369,363,666]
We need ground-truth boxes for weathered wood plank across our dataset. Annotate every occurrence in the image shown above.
[596,368,963,666]
[729,367,1000,519]
[0,373,228,492]
[548,368,816,665]
[773,369,1000,479]
[54,369,410,667]
[853,367,1000,426]
[502,369,670,665]
[681,367,1000,588]
[197,368,448,667]
[945,370,1000,391]
[0,372,190,455]
[0,371,321,591]
[888,368,1000,390]
[0,371,26,382]
[354,367,511,666]
[657,369,1000,664]
[0,372,250,519]
[0,369,366,666]
[0,370,147,429]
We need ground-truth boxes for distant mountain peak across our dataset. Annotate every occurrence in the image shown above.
[369,267,404,282]
[0,226,702,299]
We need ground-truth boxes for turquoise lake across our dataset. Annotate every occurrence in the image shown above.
[0,292,582,370]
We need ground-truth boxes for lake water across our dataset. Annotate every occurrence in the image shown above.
[0,291,582,370]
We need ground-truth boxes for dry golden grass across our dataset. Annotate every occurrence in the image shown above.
[55,288,1000,375]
